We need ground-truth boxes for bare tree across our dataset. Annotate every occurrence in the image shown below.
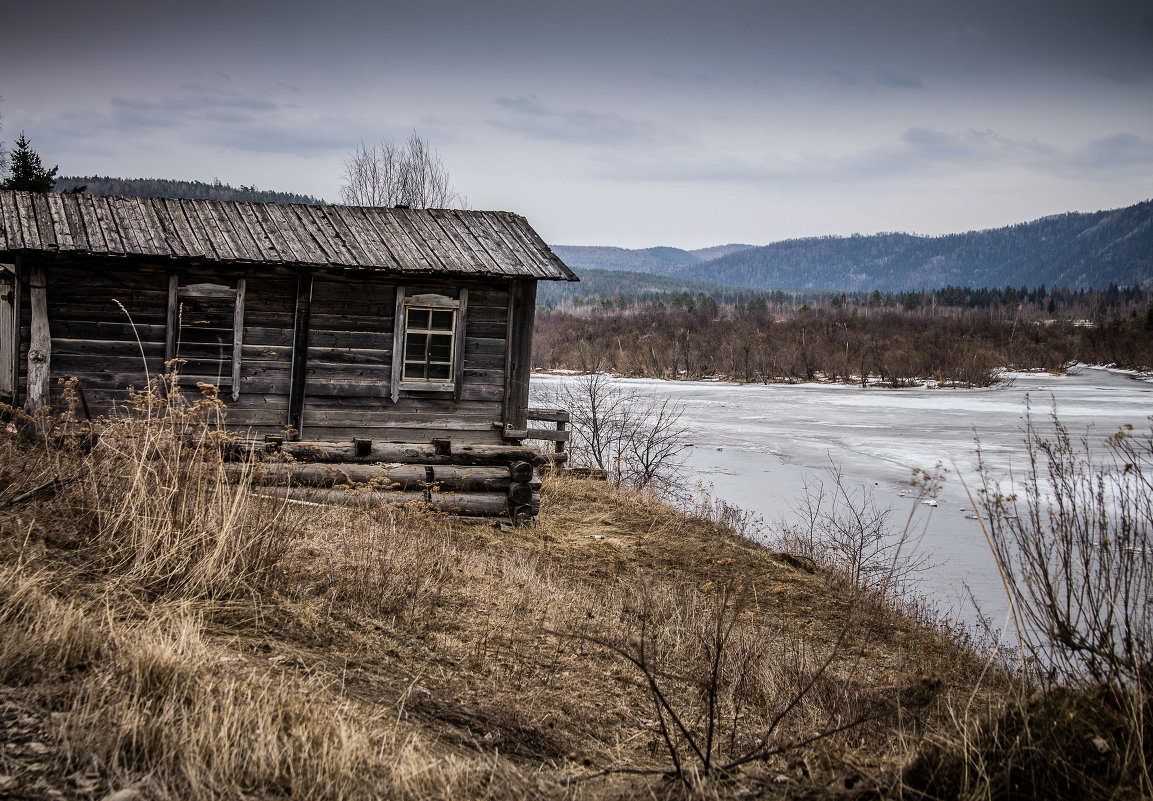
[539,373,689,493]
[339,132,462,209]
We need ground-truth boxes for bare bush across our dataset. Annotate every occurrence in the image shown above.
[777,464,934,600]
[539,373,688,492]
[980,411,1153,687]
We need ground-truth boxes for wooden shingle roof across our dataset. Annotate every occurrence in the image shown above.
[0,191,578,281]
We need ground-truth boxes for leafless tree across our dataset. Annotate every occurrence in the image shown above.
[339,132,462,209]
[539,373,688,493]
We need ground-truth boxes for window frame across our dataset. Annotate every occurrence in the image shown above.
[390,287,468,402]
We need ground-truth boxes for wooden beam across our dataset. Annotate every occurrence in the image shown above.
[164,273,179,365]
[287,273,313,438]
[232,439,550,466]
[231,278,245,401]
[0,266,15,401]
[254,485,510,516]
[10,261,22,407]
[502,279,536,438]
[390,285,405,403]
[24,263,50,412]
[226,462,515,491]
[453,287,468,400]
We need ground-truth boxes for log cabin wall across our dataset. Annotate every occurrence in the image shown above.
[298,273,509,443]
[16,257,513,443]
[0,191,577,448]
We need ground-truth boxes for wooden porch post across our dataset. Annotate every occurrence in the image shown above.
[502,279,537,438]
[25,262,50,413]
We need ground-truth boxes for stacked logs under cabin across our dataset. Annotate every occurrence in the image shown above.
[0,190,577,522]
[224,438,549,522]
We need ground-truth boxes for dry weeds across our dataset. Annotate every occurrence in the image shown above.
[0,396,1095,800]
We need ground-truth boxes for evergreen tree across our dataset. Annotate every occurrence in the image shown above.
[3,133,58,192]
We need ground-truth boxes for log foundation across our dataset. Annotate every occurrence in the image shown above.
[231,438,545,522]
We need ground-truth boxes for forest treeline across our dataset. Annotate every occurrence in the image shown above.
[533,290,1153,386]
[54,175,325,205]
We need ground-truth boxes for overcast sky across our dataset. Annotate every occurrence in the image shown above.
[2,0,1151,248]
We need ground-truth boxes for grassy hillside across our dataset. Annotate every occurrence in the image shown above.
[1,393,1147,799]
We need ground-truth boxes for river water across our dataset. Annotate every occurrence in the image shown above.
[531,368,1153,636]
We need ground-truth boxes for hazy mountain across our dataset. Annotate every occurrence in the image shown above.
[548,245,702,274]
[672,201,1153,291]
[55,176,326,206]
[690,244,756,260]
[549,243,756,274]
[553,202,1152,292]
[536,268,772,308]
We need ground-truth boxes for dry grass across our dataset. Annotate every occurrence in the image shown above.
[2,395,1117,800]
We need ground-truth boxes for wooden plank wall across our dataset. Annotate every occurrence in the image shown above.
[28,258,514,444]
[301,274,508,442]
[43,262,169,408]
[174,266,297,431]
[36,260,297,424]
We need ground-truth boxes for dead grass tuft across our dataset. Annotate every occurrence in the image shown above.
[4,400,1131,798]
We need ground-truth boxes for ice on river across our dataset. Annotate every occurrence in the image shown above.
[531,367,1153,636]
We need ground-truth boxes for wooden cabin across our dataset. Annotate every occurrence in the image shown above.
[0,190,577,519]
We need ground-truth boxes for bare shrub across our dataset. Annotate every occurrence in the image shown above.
[560,582,871,788]
[980,411,1152,687]
[538,373,688,493]
[777,464,934,600]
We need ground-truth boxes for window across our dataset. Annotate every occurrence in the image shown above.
[390,288,468,401]
[165,278,246,400]
[403,306,456,381]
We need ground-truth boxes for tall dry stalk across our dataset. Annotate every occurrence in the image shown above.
[76,377,301,598]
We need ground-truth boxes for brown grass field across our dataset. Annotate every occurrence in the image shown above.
[0,392,1147,800]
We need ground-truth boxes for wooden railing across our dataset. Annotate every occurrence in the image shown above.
[524,407,570,464]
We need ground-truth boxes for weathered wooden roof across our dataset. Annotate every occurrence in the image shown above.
[0,191,577,281]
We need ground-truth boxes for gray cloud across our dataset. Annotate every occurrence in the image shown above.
[876,71,924,89]
[601,127,1153,186]
[489,95,664,145]
[1065,133,1153,172]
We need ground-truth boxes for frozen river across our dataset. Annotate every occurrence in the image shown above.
[532,368,1153,636]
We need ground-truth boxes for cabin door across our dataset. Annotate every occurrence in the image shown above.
[0,267,15,400]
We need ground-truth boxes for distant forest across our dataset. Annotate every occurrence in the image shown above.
[55,176,326,206]
[534,284,1153,384]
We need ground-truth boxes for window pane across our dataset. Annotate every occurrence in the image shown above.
[404,361,426,380]
[430,310,454,330]
[405,333,428,360]
[408,308,429,329]
[428,363,450,380]
[428,334,452,362]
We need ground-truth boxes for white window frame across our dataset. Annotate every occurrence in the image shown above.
[390,288,468,402]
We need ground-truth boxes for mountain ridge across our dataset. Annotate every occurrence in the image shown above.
[557,200,1153,291]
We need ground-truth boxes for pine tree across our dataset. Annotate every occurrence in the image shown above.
[2,133,58,192]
